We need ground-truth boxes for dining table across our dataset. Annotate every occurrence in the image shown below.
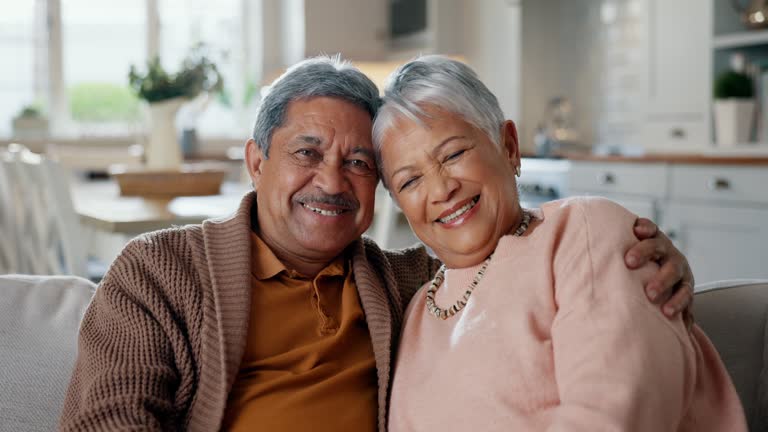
[72,180,251,236]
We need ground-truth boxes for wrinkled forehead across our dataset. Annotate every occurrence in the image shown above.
[278,97,375,142]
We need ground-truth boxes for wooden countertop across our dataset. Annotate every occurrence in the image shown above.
[556,152,768,166]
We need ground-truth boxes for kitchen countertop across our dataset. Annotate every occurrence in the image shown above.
[556,152,768,166]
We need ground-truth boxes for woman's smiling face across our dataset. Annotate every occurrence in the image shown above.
[379,105,523,268]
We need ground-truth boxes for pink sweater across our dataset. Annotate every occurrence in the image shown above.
[389,197,746,432]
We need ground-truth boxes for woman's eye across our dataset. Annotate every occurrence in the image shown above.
[399,176,419,192]
[445,149,465,162]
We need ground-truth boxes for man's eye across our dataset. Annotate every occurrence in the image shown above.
[295,148,319,158]
[348,159,372,169]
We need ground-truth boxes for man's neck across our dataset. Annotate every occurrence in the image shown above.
[252,230,345,279]
[269,244,341,279]
[250,202,350,278]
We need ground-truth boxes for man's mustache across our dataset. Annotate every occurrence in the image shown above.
[295,193,360,210]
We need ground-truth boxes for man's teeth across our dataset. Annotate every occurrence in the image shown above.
[303,203,344,216]
[438,197,479,223]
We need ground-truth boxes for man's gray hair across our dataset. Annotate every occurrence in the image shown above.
[372,55,506,172]
[252,55,381,157]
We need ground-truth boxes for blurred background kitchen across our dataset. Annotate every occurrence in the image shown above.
[1,0,767,284]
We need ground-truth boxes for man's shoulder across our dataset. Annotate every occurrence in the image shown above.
[106,224,206,285]
[124,224,203,256]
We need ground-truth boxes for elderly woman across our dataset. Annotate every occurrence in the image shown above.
[373,56,746,431]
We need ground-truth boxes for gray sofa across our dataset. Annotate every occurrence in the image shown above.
[695,280,768,431]
[0,276,766,430]
[0,275,94,432]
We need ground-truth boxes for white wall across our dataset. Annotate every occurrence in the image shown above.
[303,0,388,61]
[520,0,564,152]
[520,0,648,151]
[462,0,523,125]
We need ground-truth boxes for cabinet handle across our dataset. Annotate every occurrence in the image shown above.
[707,177,731,191]
[597,172,616,185]
[669,128,686,139]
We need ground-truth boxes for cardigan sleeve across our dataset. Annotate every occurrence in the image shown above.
[381,242,441,310]
[59,238,193,431]
[547,197,696,432]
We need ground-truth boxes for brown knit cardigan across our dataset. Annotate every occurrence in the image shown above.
[60,192,440,432]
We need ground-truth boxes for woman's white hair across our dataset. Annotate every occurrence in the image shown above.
[372,55,506,184]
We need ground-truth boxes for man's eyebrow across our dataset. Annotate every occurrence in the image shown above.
[351,146,375,159]
[296,135,323,145]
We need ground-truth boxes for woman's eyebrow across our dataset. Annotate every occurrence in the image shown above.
[431,135,466,156]
[390,135,466,179]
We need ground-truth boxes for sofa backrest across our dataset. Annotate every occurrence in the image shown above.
[0,275,95,432]
[695,280,768,431]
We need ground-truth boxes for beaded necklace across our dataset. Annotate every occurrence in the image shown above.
[425,210,532,320]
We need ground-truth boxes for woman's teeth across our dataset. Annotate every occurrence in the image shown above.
[438,196,479,223]
[303,203,344,216]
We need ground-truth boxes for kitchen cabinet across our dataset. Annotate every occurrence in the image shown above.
[568,159,768,284]
[568,161,666,220]
[665,164,768,282]
[640,0,712,151]
[664,203,768,283]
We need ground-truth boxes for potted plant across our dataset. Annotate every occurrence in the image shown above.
[128,44,223,170]
[713,55,755,147]
[11,104,49,139]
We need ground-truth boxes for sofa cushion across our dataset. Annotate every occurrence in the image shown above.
[695,280,768,432]
[0,275,95,432]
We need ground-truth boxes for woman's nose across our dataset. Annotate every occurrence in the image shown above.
[428,168,460,204]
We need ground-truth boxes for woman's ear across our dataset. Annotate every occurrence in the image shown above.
[244,138,264,190]
[500,120,521,166]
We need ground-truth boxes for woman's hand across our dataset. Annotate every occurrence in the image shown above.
[625,218,694,322]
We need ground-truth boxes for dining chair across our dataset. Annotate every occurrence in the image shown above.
[0,149,19,273]
[4,144,87,277]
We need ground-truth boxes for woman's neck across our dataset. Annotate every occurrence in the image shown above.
[439,204,524,270]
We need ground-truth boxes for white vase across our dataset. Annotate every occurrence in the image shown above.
[714,99,755,147]
[145,97,186,170]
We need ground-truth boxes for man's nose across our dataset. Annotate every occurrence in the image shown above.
[313,160,349,195]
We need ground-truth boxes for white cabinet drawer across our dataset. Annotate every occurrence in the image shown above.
[643,119,709,152]
[670,165,768,205]
[569,162,668,198]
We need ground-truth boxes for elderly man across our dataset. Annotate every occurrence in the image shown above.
[60,57,694,431]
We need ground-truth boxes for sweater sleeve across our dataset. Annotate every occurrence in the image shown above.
[547,197,695,432]
[59,237,193,431]
[382,243,441,310]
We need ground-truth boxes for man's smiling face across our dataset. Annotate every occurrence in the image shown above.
[246,96,379,264]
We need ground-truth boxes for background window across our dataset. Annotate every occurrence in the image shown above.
[158,0,254,139]
[0,1,37,138]
[62,0,146,136]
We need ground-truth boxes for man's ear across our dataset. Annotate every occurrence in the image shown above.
[500,120,521,166]
[244,138,265,190]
